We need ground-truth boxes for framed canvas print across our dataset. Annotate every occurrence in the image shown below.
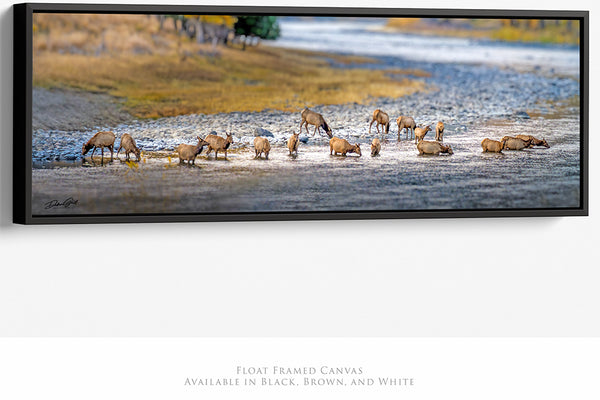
[13,4,589,224]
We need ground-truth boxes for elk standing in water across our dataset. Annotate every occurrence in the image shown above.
[435,121,445,141]
[371,138,381,156]
[369,109,390,135]
[205,132,234,159]
[299,107,333,138]
[116,133,141,161]
[396,116,416,141]
[287,132,300,156]
[253,136,271,160]
[176,136,209,164]
[414,125,431,144]
[82,131,116,161]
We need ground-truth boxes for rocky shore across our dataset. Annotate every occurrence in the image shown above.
[31,57,579,164]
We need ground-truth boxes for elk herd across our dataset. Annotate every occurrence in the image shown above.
[80,107,550,164]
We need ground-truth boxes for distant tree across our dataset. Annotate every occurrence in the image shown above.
[234,16,280,40]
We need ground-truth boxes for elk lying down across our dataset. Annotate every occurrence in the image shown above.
[371,138,381,156]
[116,133,141,161]
[300,108,333,138]
[329,137,361,156]
[253,136,271,159]
[205,132,234,159]
[502,136,532,150]
[414,125,431,144]
[177,136,209,164]
[82,131,116,160]
[397,116,416,141]
[481,138,505,153]
[516,134,549,148]
[369,109,390,134]
[287,133,300,155]
[435,121,445,141]
[417,140,453,155]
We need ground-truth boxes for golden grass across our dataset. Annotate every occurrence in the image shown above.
[385,18,580,45]
[33,14,426,118]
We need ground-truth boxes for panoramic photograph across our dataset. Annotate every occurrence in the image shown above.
[30,13,581,215]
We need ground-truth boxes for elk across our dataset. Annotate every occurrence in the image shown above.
[176,136,209,164]
[82,131,116,161]
[287,132,300,155]
[396,116,416,141]
[116,133,141,161]
[516,134,549,148]
[204,132,234,159]
[417,140,453,155]
[502,136,532,150]
[299,107,333,138]
[435,121,445,141]
[329,137,361,157]
[481,138,505,153]
[371,138,381,156]
[369,109,390,135]
[414,125,431,144]
[253,136,271,159]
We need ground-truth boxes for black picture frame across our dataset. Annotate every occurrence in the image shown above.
[13,3,589,224]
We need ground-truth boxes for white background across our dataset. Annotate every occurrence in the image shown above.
[0,0,598,338]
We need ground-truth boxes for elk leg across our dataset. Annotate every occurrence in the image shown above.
[109,145,114,160]
[369,120,374,134]
[101,147,104,159]
[314,125,318,136]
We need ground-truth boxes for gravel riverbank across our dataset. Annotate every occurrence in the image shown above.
[31,58,578,164]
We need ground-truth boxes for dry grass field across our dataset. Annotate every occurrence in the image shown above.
[33,14,427,118]
[386,18,580,45]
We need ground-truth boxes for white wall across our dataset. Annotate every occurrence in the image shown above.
[0,0,597,337]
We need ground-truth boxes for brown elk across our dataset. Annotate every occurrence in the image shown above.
[397,116,416,141]
[417,140,453,155]
[253,136,271,159]
[287,132,300,156]
[371,138,381,156]
[369,109,390,135]
[435,121,445,141]
[205,132,234,159]
[481,138,505,153]
[502,136,532,150]
[176,136,209,164]
[329,137,361,157]
[82,131,116,161]
[516,134,549,148]
[414,125,431,144]
[300,107,333,138]
[116,133,141,161]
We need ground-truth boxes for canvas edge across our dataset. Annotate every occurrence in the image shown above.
[14,3,589,225]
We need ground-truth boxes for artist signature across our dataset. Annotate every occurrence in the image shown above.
[44,197,79,210]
